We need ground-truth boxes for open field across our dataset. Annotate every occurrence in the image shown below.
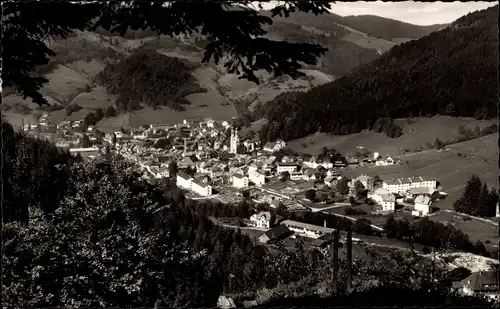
[336,133,497,211]
[287,116,497,157]
[429,211,498,245]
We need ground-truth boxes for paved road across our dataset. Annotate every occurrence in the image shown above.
[310,203,351,212]
[442,209,497,226]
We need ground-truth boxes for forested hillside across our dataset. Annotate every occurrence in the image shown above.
[267,20,380,76]
[96,50,206,112]
[256,5,498,142]
[264,11,445,40]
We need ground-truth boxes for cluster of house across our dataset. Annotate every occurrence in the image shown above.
[365,175,439,216]
[30,115,438,217]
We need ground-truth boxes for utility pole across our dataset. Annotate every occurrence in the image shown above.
[346,230,353,292]
[331,229,339,295]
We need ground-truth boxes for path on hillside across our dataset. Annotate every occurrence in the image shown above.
[310,203,351,212]
[442,209,497,226]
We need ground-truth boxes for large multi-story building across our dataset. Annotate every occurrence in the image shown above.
[176,171,212,196]
[383,176,436,194]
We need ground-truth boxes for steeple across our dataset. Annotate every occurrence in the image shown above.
[496,202,499,218]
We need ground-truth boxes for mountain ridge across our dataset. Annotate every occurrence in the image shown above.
[252,5,498,143]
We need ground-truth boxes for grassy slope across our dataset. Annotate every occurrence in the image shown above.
[287,116,497,157]
[338,133,497,211]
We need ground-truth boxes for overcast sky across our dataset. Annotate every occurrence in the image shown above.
[254,1,497,26]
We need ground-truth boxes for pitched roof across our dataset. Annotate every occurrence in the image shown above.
[263,225,292,240]
[256,211,272,221]
[415,195,432,205]
[281,220,335,234]
[232,173,247,180]
[461,271,499,292]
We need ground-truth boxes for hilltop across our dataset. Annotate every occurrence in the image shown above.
[1,9,443,131]
[254,5,498,142]
[96,50,206,112]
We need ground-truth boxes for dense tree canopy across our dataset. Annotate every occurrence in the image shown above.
[97,50,205,111]
[2,1,330,106]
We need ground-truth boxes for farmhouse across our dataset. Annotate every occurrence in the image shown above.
[263,140,286,153]
[249,211,272,229]
[376,156,396,166]
[232,173,249,188]
[412,195,433,217]
[453,271,499,301]
[258,225,292,244]
[248,170,266,186]
[369,188,396,211]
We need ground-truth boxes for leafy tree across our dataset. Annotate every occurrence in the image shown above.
[105,105,118,117]
[80,134,91,148]
[348,196,356,206]
[3,1,328,106]
[280,171,290,181]
[454,175,483,215]
[353,219,373,235]
[305,189,316,201]
[336,178,349,196]
[353,180,366,199]
[434,138,444,150]
[168,161,178,177]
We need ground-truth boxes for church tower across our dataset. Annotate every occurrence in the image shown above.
[496,201,499,218]
[230,128,239,154]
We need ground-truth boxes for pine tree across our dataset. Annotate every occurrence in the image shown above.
[488,188,499,217]
[476,183,490,217]
[456,175,482,215]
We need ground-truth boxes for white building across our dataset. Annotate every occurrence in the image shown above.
[376,156,395,166]
[69,147,100,158]
[249,211,272,229]
[383,176,437,195]
[232,173,249,188]
[354,174,375,191]
[369,188,396,212]
[176,171,193,189]
[249,170,266,186]
[412,195,432,216]
[381,194,396,211]
[176,172,212,196]
[263,140,286,153]
[191,179,212,196]
[229,128,240,154]
[276,163,299,174]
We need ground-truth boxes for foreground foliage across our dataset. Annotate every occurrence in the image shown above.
[2,1,328,105]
